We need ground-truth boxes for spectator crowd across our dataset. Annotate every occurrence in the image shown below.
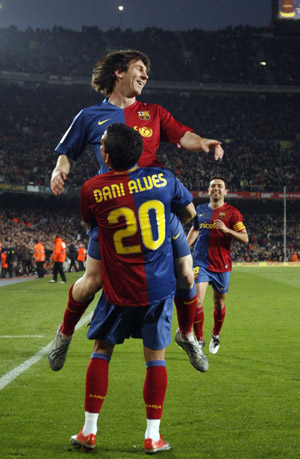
[0,24,299,270]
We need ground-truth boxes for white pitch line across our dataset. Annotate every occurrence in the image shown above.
[0,335,44,338]
[0,311,93,391]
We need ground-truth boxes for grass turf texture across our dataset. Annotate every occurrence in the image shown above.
[0,267,299,458]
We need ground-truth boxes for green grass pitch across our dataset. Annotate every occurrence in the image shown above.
[0,266,299,458]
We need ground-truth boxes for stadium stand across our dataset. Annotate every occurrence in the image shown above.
[0,25,299,268]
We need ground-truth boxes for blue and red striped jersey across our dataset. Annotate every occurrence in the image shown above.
[192,203,245,272]
[55,99,193,172]
[81,166,193,306]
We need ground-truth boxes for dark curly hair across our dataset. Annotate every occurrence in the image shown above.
[91,49,150,97]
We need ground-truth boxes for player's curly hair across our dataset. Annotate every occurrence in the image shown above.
[104,123,143,170]
[91,49,150,97]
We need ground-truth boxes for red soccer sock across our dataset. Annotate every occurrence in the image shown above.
[143,362,167,420]
[174,294,197,336]
[85,354,110,413]
[193,306,204,342]
[213,306,226,336]
[60,283,94,336]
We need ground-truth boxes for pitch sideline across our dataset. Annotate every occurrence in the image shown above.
[0,312,93,391]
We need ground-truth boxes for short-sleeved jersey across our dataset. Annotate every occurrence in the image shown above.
[81,166,192,307]
[55,99,193,173]
[192,202,245,273]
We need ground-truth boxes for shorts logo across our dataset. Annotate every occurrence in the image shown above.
[138,111,151,120]
[134,126,153,138]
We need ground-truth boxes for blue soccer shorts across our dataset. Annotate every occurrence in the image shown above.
[87,213,190,260]
[194,266,231,294]
[87,291,174,350]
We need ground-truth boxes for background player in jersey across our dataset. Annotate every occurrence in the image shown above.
[186,177,248,354]
[48,49,223,372]
[70,123,196,454]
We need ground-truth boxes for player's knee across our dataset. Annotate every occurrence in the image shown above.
[214,298,225,309]
[85,272,102,295]
[196,297,203,309]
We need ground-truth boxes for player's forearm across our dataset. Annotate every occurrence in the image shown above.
[228,229,249,245]
[52,154,71,177]
[177,203,196,225]
[179,131,205,151]
[186,227,199,247]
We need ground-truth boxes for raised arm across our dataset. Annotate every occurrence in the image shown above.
[50,154,71,195]
[179,131,224,160]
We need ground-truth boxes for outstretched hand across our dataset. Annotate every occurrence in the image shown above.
[200,139,224,160]
[50,170,68,195]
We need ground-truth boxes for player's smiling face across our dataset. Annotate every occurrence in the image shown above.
[208,179,227,201]
[117,59,148,97]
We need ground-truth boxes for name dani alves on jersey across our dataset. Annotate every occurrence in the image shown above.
[93,172,167,203]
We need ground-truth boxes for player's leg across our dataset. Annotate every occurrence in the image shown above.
[209,289,226,354]
[209,272,230,354]
[170,216,208,372]
[71,339,114,452]
[142,298,173,454]
[143,347,171,454]
[194,280,209,345]
[48,236,102,371]
[170,214,196,341]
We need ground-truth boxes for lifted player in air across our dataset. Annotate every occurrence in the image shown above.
[48,49,223,374]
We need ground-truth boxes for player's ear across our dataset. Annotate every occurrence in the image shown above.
[114,67,124,80]
[104,153,111,168]
[224,188,228,196]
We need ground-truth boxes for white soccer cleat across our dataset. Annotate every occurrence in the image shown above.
[209,334,220,354]
[175,329,208,372]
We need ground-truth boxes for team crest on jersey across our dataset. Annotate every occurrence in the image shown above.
[138,111,151,121]
[134,126,153,138]
[219,212,226,218]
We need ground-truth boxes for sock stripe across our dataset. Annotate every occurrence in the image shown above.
[91,352,111,362]
[145,360,166,369]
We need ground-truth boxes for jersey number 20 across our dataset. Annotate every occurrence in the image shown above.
[108,200,166,254]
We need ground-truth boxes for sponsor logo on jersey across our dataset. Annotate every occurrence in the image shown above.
[134,126,153,138]
[200,222,214,229]
[198,213,204,217]
[98,119,110,126]
[137,110,151,120]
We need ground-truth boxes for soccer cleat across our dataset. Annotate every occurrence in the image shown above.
[48,326,72,371]
[71,428,96,451]
[174,329,208,373]
[144,435,171,454]
[59,281,66,284]
[49,279,56,283]
[209,334,221,354]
